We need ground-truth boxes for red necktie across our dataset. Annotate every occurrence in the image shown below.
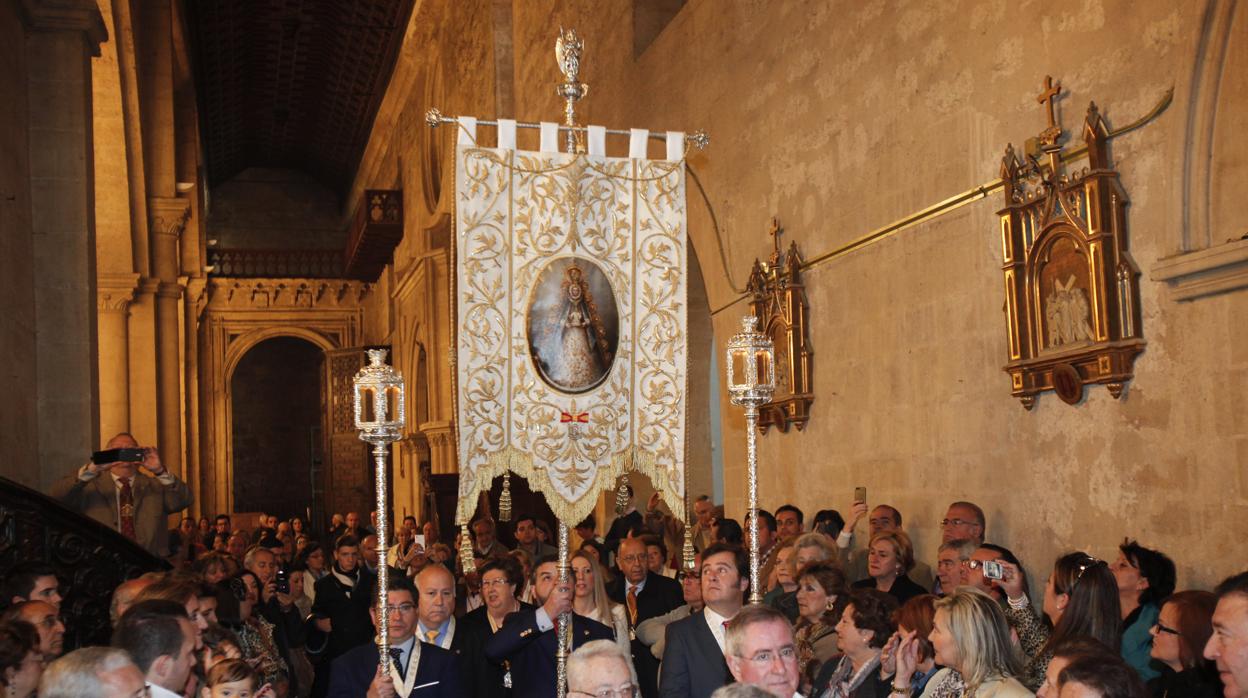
[118,477,137,541]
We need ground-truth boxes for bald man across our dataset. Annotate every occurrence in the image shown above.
[110,576,157,627]
[52,432,191,557]
[414,565,461,656]
[4,600,65,661]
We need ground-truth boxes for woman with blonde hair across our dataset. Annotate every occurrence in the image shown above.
[569,550,630,652]
[894,587,1030,697]
[851,530,927,605]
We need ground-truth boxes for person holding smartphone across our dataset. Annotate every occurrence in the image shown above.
[52,432,191,557]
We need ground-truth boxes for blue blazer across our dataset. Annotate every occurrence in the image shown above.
[659,610,732,698]
[327,640,462,697]
[484,608,614,698]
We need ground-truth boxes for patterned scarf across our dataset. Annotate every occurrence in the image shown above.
[820,651,881,698]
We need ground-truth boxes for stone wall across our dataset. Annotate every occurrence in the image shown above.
[0,0,38,487]
[351,0,1248,589]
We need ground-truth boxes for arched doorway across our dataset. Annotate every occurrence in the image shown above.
[229,336,323,520]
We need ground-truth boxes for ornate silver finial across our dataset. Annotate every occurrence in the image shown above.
[554,28,588,153]
[555,27,583,83]
[425,108,443,128]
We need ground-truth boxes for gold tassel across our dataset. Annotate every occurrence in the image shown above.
[459,524,476,574]
[615,473,631,515]
[499,471,513,522]
[682,524,697,572]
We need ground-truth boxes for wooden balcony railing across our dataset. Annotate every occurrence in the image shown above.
[208,248,344,278]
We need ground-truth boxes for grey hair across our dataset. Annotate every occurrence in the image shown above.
[567,639,637,692]
[939,538,978,560]
[39,647,138,698]
[724,604,794,658]
[711,685,775,698]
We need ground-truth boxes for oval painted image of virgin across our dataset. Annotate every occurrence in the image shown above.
[527,257,618,394]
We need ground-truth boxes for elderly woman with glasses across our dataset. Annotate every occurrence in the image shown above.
[810,589,897,697]
[997,551,1122,691]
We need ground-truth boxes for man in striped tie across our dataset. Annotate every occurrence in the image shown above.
[53,432,191,558]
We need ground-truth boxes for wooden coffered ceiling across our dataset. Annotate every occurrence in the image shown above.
[185,0,416,198]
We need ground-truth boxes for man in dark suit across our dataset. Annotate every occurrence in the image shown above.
[485,555,614,698]
[309,534,376,696]
[52,432,191,557]
[608,536,683,698]
[328,576,461,697]
[659,542,750,698]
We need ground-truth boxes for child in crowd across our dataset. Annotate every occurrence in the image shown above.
[200,658,274,698]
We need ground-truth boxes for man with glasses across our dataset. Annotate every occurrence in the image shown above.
[940,501,985,545]
[608,536,682,698]
[3,601,65,662]
[724,604,801,698]
[568,639,640,698]
[328,576,460,697]
[660,543,749,698]
[637,554,704,659]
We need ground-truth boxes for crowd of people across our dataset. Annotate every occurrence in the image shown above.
[5,434,1246,698]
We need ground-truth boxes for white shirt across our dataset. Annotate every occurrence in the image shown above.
[703,605,733,654]
[148,683,181,698]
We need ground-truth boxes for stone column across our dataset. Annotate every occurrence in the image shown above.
[97,272,139,439]
[20,0,108,488]
[149,196,189,477]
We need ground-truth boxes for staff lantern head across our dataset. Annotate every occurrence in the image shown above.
[725,316,776,408]
[353,348,406,443]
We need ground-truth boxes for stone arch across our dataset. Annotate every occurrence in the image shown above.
[219,327,340,517]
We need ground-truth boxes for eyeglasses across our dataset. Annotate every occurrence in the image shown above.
[678,572,701,582]
[568,684,639,698]
[618,554,646,564]
[736,646,798,665]
[1153,621,1182,636]
[481,578,513,588]
[940,518,980,528]
[383,603,416,614]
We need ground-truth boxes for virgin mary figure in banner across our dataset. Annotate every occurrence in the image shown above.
[453,127,689,527]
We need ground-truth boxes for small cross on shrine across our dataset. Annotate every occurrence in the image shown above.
[767,217,784,270]
[1037,75,1063,127]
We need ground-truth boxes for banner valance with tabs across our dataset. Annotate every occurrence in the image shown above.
[453,124,688,526]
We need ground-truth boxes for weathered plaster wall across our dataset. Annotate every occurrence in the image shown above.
[352,0,1247,588]
[597,0,1246,589]
[0,0,38,487]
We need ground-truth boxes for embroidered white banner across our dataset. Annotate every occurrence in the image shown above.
[454,144,688,525]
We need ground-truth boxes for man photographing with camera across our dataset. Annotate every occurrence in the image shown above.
[52,432,191,558]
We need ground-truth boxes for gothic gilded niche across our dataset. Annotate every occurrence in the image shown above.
[999,77,1145,409]
[747,219,813,432]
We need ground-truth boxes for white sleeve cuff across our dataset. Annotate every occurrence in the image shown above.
[535,607,555,632]
[155,471,177,485]
[836,531,853,549]
[78,464,99,481]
